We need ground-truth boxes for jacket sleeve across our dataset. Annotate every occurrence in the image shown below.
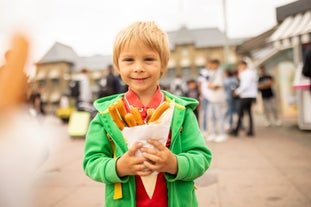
[167,107,212,182]
[82,113,128,184]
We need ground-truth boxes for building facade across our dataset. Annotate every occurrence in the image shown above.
[161,26,243,86]
[32,26,243,114]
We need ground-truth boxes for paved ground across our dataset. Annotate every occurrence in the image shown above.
[32,114,311,207]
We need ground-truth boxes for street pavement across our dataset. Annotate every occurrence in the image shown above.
[32,114,311,207]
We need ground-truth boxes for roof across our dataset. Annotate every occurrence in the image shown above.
[276,0,311,22]
[37,42,112,72]
[167,26,244,49]
[77,54,112,71]
[270,10,311,43]
[37,26,247,72]
[37,42,79,65]
[236,26,277,54]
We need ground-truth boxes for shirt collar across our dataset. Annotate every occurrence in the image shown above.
[124,86,164,110]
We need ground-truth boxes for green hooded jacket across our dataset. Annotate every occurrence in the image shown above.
[83,90,212,207]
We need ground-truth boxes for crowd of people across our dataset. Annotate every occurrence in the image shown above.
[60,56,282,144]
[169,58,282,143]
[26,54,282,142]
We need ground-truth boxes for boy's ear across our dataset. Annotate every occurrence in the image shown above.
[160,67,166,77]
[115,67,120,74]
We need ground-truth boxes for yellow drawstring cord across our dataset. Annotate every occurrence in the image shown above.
[107,134,123,199]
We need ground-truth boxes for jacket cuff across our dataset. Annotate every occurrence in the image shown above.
[165,155,189,181]
[105,158,129,183]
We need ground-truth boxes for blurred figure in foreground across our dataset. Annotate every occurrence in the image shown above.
[0,34,49,207]
[258,65,281,127]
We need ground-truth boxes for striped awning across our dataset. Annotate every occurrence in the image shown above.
[269,10,311,48]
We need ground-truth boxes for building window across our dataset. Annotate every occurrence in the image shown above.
[38,80,47,87]
[51,78,60,87]
[167,68,176,79]
[196,66,204,77]
[181,48,189,56]
[182,67,190,79]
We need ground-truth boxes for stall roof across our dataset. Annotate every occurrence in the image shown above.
[270,10,311,42]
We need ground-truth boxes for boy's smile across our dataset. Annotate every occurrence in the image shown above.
[131,76,150,81]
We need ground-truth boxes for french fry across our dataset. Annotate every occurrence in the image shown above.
[146,108,155,123]
[124,113,137,127]
[109,100,170,129]
[115,99,127,120]
[108,104,125,130]
[148,101,170,123]
[130,106,144,125]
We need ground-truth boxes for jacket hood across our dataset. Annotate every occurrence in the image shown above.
[93,90,199,112]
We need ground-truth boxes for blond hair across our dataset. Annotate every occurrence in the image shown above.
[113,21,170,74]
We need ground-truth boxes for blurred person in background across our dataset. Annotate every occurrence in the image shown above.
[205,59,227,143]
[302,47,311,93]
[230,60,258,137]
[185,79,200,120]
[258,65,281,127]
[170,73,187,96]
[197,59,213,137]
[98,64,122,98]
[223,69,239,131]
[29,85,46,116]
[76,68,92,110]
[106,64,122,95]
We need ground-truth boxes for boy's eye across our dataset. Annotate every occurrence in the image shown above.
[145,57,154,62]
[124,58,133,62]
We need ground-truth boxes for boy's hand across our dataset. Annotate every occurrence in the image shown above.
[141,139,178,175]
[116,142,152,177]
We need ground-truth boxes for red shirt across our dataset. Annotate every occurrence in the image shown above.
[123,87,169,207]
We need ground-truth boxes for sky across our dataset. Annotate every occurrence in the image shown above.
[0,0,296,69]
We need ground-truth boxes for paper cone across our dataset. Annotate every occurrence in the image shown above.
[121,101,175,198]
[140,174,158,199]
[123,100,175,157]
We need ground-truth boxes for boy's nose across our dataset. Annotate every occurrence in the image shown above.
[133,62,143,71]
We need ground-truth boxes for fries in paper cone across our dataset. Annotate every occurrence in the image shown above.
[108,100,175,198]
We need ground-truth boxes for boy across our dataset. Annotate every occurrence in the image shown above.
[83,21,212,207]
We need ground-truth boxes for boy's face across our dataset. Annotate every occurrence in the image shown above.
[117,41,163,96]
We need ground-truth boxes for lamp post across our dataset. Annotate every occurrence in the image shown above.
[222,0,229,65]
